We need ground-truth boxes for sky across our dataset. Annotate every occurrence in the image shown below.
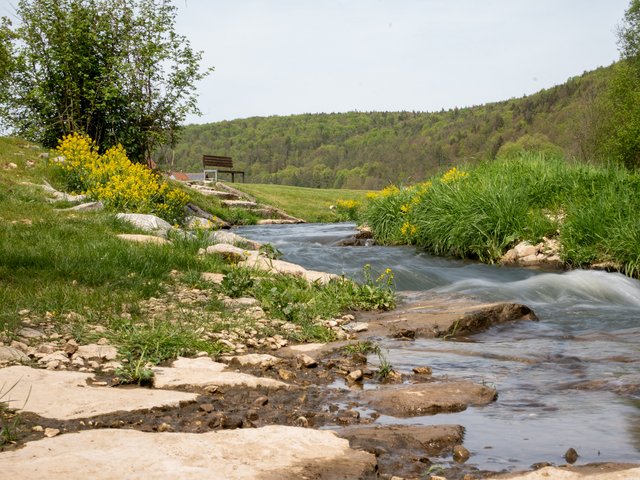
[0,0,631,125]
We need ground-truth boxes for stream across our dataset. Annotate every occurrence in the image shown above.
[236,222,640,472]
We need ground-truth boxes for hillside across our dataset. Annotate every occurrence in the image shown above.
[166,65,613,190]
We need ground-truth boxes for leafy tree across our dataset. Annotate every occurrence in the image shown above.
[3,0,211,162]
[0,18,14,125]
[602,0,640,167]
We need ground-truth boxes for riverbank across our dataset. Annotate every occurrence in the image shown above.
[362,153,640,278]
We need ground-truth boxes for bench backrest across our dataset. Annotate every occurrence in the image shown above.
[203,155,233,169]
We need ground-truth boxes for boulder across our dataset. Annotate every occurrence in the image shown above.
[199,243,251,262]
[115,213,172,236]
[363,381,497,417]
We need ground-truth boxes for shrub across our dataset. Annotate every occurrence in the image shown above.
[335,199,361,221]
[55,132,189,223]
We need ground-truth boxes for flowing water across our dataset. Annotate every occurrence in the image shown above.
[237,223,640,471]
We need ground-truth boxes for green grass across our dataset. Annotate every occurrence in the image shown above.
[363,153,640,277]
[231,183,371,222]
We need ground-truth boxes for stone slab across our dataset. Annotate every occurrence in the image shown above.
[494,464,640,480]
[153,356,289,390]
[0,366,197,420]
[0,426,377,480]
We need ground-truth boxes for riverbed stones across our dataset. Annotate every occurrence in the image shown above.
[0,365,197,420]
[500,238,562,268]
[153,356,289,389]
[363,381,497,417]
[0,426,377,480]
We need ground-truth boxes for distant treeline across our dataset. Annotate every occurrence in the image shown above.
[164,65,612,189]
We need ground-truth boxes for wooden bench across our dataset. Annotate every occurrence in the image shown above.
[202,155,245,183]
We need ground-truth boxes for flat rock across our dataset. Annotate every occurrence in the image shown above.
[58,201,104,212]
[201,272,224,284]
[200,243,250,261]
[18,327,45,338]
[115,213,172,235]
[153,356,289,389]
[0,426,377,480]
[337,424,464,456]
[208,230,261,250]
[277,342,350,359]
[75,344,117,361]
[494,463,640,479]
[239,255,339,284]
[363,381,497,417]
[0,346,29,362]
[360,297,537,339]
[116,233,168,245]
[0,366,197,420]
[229,353,282,368]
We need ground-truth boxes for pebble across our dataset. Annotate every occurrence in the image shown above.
[199,403,214,413]
[452,444,470,463]
[277,368,296,381]
[253,396,268,407]
[347,369,363,382]
[294,416,309,427]
[564,447,579,464]
[157,422,173,432]
[44,428,60,438]
[413,366,433,375]
[32,425,44,432]
[296,354,318,369]
[64,339,79,355]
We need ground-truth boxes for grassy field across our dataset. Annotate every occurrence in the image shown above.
[231,183,371,223]
[0,136,393,385]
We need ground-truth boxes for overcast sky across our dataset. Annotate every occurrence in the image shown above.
[1,0,631,125]
[172,0,629,125]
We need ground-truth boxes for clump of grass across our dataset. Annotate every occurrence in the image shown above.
[343,340,380,355]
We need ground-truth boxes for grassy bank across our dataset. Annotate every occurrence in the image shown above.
[231,183,370,222]
[0,136,394,382]
[363,153,640,277]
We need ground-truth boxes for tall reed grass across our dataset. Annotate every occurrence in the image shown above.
[363,153,640,277]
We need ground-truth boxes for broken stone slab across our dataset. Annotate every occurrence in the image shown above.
[0,366,197,420]
[116,233,169,245]
[337,424,464,456]
[0,346,29,363]
[360,297,537,339]
[362,381,497,417]
[153,356,289,390]
[115,213,172,236]
[0,426,376,480]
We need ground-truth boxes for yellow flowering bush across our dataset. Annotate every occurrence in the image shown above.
[335,199,361,221]
[55,132,189,223]
[441,166,469,184]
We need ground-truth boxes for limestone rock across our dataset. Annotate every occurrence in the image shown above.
[201,272,225,284]
[363,381,497,417]
[0,366,197,420]
[18,327,45,339]
[0,426,377,479]
[296,354,318,369]
[116,234,169,245]
[38,352,70,365]
[200,243,250,261]
[229,354,282,369]
[208,230,261,250]
[453,444,470,462]
[115,213,172,236]
[58,201,104,212]
[0,346,29,362]
[75,344,117,361]
[153,356,288,389]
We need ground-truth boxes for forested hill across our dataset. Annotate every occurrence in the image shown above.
[166,65,612,190]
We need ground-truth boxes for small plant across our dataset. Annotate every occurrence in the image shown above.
[258,243,282,260]
[376,348,394,380]
[355,265,396,310]
[0,380,30,447]
[115,352,155,387]
[343,340,380,356]
[221,268,255,298]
